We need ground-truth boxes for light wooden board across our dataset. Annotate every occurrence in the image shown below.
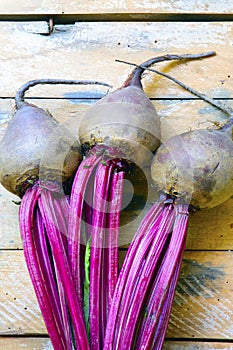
[0,251,46,335]
[1,250,233,340]
[168,251,233,339]
[0,22,232,98]
[0,1,232,15]
[163,342,233,350]
[0,11,233,350]
[0,338,52,350]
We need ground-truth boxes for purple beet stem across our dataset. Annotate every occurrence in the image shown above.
[89,162,115,350]
[34,208,70,348]
[104,201,164,349]
[100,164,117,346]
[104,202,188,350]
[19,187,66,350]
[48,194,74,350]
[116,204,176,349]
[68,153,102,306]
[151,259,181,350]
[106,170,125,312]
[100,168,126,345]
[136,203,189,350]
[39,190,90,350]
[20,155,188,350]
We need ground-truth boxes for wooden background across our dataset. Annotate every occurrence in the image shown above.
[1,1,233,349]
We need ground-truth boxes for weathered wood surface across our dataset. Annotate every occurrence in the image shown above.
[0,1,232,15]
[0,22,232,98]
[163,342,233,350]
[0,14,233,350]
[1,250,233,340]
[0,338,53,350]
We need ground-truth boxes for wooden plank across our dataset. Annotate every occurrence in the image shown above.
[0,1,232,15]
[0,338,232,350]
[0,337,52,350]
[0,22,232,98]
[163,341,233,349]
[0,251,46,335]
[1,250,233,339]
[168,251,233,339]
[1,96,233,251]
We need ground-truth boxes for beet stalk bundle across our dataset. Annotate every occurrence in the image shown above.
[69,52,216,350]
[0,79,111,350]
[0,52,218,349]
[104,64,233,349]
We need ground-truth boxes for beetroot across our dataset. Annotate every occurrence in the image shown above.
[0,52,220,350]
[0,78,110,196]
[79,52,216,167]
[0,78,110,350]
[68,52,217,350]
[151,121,233,210]
[103,52,233,350]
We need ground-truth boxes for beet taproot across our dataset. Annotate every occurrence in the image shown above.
[151,124,233,210]
[79,52,215,167]
[103,51,233,350]
[0,78,110,196]
[122,54,233,210]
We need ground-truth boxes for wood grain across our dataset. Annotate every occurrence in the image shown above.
[0,22,232,98]
[0,8,233,350]
[0,251,46,335]
[0,338,52,350]
[1,250,233,340]
[163,341,233,350]
[0,1,232,15]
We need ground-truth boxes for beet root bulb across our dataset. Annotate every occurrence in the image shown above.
[151,129,233,210]
[0,103,82,197]
[79,88,160,167]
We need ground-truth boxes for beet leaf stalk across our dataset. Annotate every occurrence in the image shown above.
[103,201,165,349]
[36,194,75,350]
[39,188,90,350]
[135,204,189,350]
[88,159,127,350]
[89,161,115,350]
[106,169,125,312]
[103,198,188,350]
[20,182,90,350]
[68,149,103,305]
[72,53,215,348]
[115,203,177,350]
[19,186,67,350]
[0,79,113,349]
[68,146,127,349]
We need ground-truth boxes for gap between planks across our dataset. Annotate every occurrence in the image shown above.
[1,13,233,24]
